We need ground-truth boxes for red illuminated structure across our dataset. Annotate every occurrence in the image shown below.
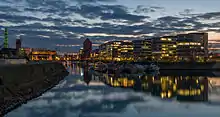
[16,39,21,49]
[82,38,92,60]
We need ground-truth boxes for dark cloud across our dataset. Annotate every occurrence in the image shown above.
[197,12,220,19]
[0,13,40,23]
[211,22,220,27]
[70,4,149,22]
[153,16,213,33]
[157,16,181,22]
[25,0,67,8]
[74,0,116,3]
[0,6,21,13]
[24,7,59,14]
[134,5,165,13]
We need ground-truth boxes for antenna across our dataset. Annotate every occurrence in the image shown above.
[4,28,8,48]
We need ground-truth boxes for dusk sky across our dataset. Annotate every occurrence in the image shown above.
[0,0,220,52]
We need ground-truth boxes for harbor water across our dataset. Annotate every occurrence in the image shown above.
[5,63,220,117]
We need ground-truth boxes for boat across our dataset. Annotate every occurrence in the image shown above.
[144,63,160,72]
[91,62,107,72]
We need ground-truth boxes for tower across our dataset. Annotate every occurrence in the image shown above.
[83,38,92,60]
[16,38,21,49]
[4,28,8,48]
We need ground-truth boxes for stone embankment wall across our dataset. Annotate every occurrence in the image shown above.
[0,62,69,116]
[158,62,220,70]
[132,62,220,70]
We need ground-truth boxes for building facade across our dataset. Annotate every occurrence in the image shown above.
[151,36,177,62]
[88,32,209,62]
[120,41,134,61]
[83,38,92,60]
[208,40,220,61]
[98,40,133,61]
[133,39,152,61]
[90,49,99,61]
[176,33,208,62]
[107,41,121,61]
[30,49,57,61]
[98,43,107,61]
[78,48,83,60]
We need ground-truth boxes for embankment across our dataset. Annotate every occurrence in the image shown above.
[0,62,69,116]
[132,61,220,70]
[157,62,220,70]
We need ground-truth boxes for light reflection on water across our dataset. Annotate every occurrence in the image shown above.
[5,63,220,117]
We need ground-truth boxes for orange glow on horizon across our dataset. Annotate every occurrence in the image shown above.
[208,32,220,40]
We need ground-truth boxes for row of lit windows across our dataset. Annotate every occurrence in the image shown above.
[178,42,201,46]
[160,38,173,41]
[31,51,56,55]
[107,77,135,87]
[177,89,202,96]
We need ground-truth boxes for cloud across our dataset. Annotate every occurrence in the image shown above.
[0,5,21,13]
[0,13,40,24]
[70,4,148,22]
[197,12,220,19]
[0,0,219,52]
[25,0,67,8]
[73,0,117,3]
[134,5,165,13]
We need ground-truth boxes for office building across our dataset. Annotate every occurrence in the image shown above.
[98,43,107,61]
[120,41,134,61]
[151,36,177,62]
[98,40,133,61]
[208,40,220,61]
[106,41,121,61]
[78,48,83,60]
[176,33,208,61]
[133,39,152,61]
[90,49,99,61]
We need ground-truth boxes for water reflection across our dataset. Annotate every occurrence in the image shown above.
[66,63,220,103]
[88,70,209,102]
[5,63,220,117]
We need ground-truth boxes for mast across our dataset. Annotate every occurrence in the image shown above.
[4,28,8,48]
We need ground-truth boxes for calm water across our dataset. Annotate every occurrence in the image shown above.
[6,63,220,117]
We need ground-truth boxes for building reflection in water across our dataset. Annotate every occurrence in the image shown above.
[83,65,105,86]
[65,62,84,75]
[83,65,91,85]
[87,70,209,102]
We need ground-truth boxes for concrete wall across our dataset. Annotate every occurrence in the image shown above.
[158,62,218,70]
[132,62,220,70]
[0,62,69,116]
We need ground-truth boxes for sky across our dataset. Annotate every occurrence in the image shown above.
[0,0,220,52]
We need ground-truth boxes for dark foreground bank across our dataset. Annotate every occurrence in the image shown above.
[0,62,69,116]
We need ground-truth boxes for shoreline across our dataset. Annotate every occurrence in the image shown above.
[73,61,220,70]
[1,73,67,116]
[0,62,69,116]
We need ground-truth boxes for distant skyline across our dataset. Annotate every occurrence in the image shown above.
[0,0,220,52]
